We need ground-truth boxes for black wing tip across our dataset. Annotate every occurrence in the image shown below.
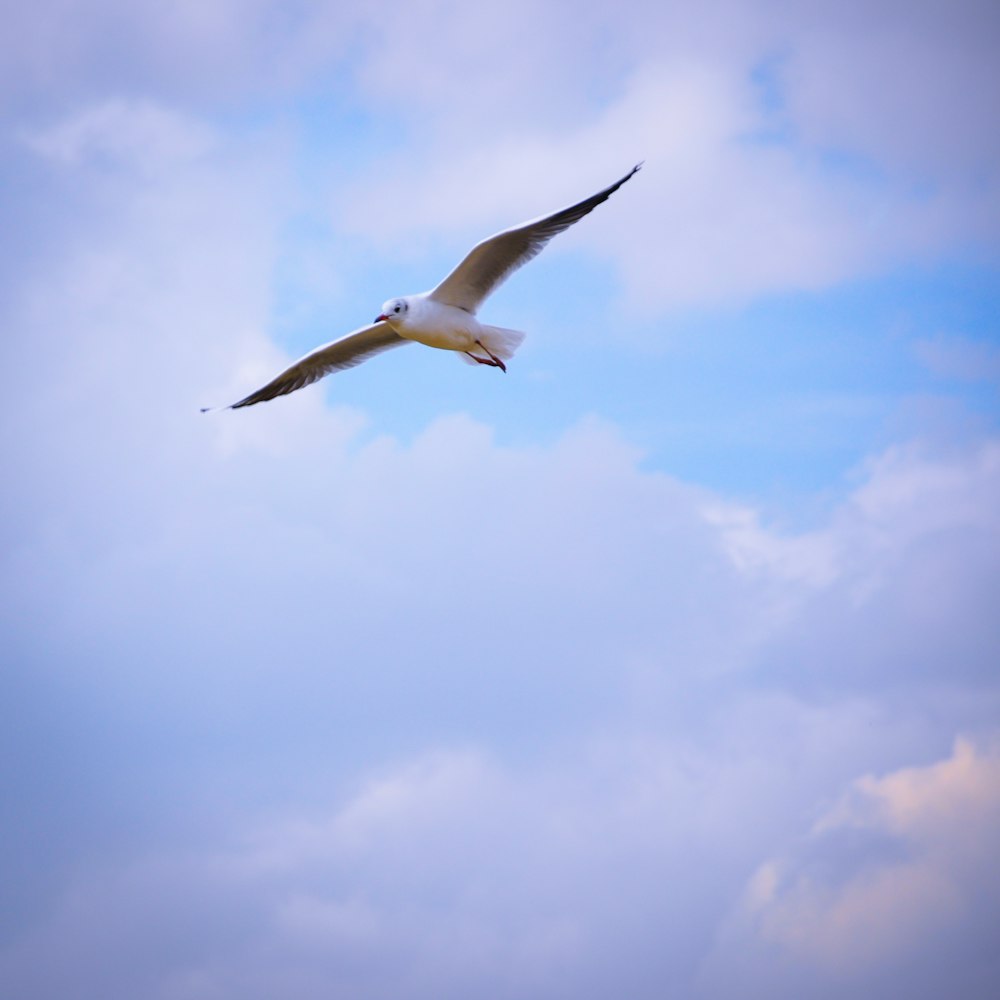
[617,162,642,187]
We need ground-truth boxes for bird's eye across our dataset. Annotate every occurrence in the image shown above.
[394,304,401,313]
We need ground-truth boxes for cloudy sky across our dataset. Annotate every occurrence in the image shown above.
[2,1,999,997]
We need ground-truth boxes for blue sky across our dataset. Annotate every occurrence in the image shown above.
[2,2,999,997]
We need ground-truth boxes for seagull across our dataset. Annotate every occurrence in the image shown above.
[206,163,641,410]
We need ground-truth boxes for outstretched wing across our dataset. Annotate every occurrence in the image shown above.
[210,323,408,410]
[428,163,641,314]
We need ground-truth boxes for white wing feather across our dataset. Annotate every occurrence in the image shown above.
[213,323,407,410]
[429,163,641,313]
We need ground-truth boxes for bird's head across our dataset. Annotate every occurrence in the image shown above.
[375,298,409,325]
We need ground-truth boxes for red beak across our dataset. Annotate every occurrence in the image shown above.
[374,313,389,323]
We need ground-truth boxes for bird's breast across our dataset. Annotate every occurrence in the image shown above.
[396,300,481,352]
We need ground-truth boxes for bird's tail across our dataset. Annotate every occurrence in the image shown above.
[460,325,526,365]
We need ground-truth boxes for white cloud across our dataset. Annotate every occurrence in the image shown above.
[3,164,998,989]
[23,98,217,171]
[336,59,870,309]
[1,7,999,998]
[0,0,360,109]
[5,713,997,999]
[781,0,1000,181]
[334,3,1000,314]
[716,738,1000,994]
[6,2,997,314]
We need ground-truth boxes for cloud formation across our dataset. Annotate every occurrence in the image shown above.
[717,738,1000,997]
[3,388,998,997]
[1,2,998,999]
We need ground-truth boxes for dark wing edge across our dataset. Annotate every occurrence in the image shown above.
[204,323,408,411]
[429,163,642,312]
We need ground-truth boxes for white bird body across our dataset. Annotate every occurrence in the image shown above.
[385,295,482,352]
[376,294,526,368]
[208,164,640,410]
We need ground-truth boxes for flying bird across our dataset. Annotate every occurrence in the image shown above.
[206,163,641,410]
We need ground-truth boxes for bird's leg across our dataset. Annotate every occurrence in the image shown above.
[473,340,507,373]
[465,351,498,367]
